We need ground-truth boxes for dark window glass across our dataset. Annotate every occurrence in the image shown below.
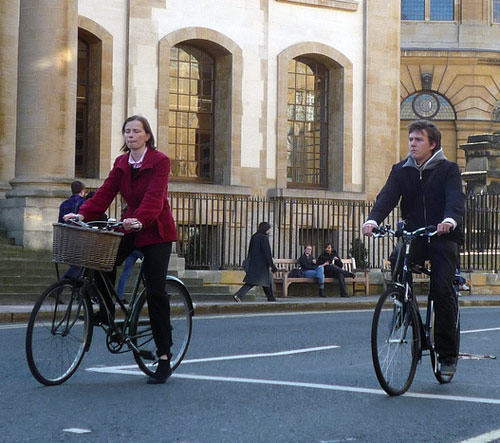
[494,0,500,23]
[169,44,214,181]
[287,57,328,188]
[401,0,425,20]
[430,0,454,21]
[75,39,89,178]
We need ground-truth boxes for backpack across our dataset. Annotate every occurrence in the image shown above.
[288,268,304,278]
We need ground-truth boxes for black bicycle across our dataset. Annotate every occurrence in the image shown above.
[370,222,460,396]
[25,219,194,386]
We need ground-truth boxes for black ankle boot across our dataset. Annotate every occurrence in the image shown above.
[147,359,172,384]
[319,288,326,298]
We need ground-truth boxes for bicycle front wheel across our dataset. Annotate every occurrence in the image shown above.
[371,288,420,396]
[25,280,92,386]
[130,279,193,377]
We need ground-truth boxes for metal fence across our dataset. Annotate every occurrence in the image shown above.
[106,192,500,272]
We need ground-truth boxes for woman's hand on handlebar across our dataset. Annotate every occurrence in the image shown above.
[436,222,453,235]
[63,213,84,223]
[122,218,143,231]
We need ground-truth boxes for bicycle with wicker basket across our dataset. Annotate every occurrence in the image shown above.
[25,219,194,386]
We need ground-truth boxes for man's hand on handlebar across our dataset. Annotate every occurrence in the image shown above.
[362,223,376,237]
[122,218,143,231]
[436,222,453,235]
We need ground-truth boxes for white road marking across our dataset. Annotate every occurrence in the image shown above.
[459,429,500,443]
[63,428,91,434]
[85,366,500,406]
[461,327,500,334]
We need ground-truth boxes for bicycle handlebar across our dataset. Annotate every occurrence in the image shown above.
[372,224,437,239]
[66,217,142,232]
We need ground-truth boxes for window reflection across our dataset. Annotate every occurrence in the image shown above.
[169,44,214,180]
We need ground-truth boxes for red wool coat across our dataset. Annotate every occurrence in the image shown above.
[79,148,178,248]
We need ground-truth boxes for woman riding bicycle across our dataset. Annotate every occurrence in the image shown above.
[64,114,177,384]
[362,120,465,376]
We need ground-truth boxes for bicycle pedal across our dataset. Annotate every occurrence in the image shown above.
[138,350,156,361]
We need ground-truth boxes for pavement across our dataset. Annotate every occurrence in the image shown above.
[2,293,500,323]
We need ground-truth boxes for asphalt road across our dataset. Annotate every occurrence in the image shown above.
[2,306,500,443]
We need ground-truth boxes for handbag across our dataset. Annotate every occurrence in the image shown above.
[288,268,304,278]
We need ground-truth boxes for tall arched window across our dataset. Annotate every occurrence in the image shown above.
[76,29,102,178]
[287,57,328,188]
[494,0,500,23]
[169,44,214,181]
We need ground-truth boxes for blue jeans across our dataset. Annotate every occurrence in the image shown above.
[116,249,144,300]
[303,267,325,288]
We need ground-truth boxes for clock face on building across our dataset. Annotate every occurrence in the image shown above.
[412,92,440,119]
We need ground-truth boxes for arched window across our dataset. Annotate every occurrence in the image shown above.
[400,91,456,120]
[169,44,214,181]
[287,57,328,188]
[76,29,102,178]
[402,0,454,21]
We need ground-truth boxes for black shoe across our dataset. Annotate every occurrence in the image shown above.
[267,296,277,302]
[340,293,350,298]
[319,288,326,298]
[233,294,242,303]
[344,271,356,279]
[147,359,172,384]
[438,356,457,376]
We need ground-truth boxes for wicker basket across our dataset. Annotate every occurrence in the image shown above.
[53,223,124,271]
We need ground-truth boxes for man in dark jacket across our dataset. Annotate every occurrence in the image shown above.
[233,222,277,302]
[317,243,354,298]
[362,120,465,376]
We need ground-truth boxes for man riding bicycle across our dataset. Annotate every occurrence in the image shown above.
[362,120,465,376]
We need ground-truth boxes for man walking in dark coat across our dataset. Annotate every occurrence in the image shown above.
[233,222,277,302]
[362,120,465,376]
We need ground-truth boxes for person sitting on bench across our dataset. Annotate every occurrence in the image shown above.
[298,245,328,298]
[317,243,355,298]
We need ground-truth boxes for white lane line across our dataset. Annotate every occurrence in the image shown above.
[63,428,91,434]
[85,366,500,405]
[180,345,340,364]
[459,429,500,443]
[462,327,500,334]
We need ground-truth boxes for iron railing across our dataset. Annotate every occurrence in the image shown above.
[105,191,500,272]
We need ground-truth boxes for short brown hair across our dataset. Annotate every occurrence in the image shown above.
[408,120,441,151]
[71,180,85,195]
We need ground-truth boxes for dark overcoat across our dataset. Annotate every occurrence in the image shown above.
[243,232,274,287]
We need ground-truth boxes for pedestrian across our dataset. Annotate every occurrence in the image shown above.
[233,221,277,302]
[64,114,178,384]
[116,249,144,302]
[298,245,328,298]
[362,119,465,376]
[317,243,355,298]
[58,181,86,280]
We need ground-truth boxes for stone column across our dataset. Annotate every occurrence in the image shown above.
[0,0,78,249]
[0,0,19,197]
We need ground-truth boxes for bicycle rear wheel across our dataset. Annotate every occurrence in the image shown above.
[129,279,193,377]
[371,288,420,396]
[25,280,92,386]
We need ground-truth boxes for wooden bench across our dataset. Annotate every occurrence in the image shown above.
[273,258,370,298]
[381,259,431,294]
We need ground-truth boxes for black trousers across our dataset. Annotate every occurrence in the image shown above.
[324,265,349,297]
[235,284,275,301]
[98,234,173,358]
[410,236,460,360]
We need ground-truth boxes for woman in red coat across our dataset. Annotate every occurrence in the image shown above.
[64,115,177,384]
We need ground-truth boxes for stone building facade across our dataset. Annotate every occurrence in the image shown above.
[400,0,500,165]
[0,0,401,249]
[2,1,499,251]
